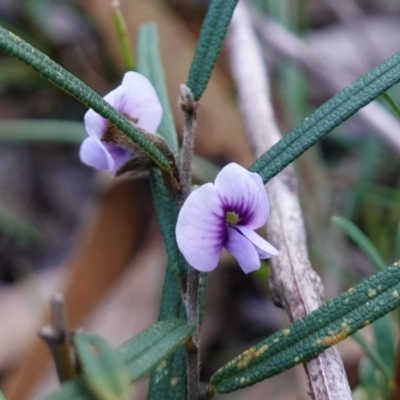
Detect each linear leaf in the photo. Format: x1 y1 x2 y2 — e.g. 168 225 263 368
209 262 400 394
352 331 392 384
73 334 130 400
136 24 188 400
0 120 85 143
137 23 178 153
250 51 400 182
136 23 186 277
0 25 171 172
372 315 395 373
147 262 188 400
44 378 93 400
187 0 239 100
119 318 194 382
332 216 386 272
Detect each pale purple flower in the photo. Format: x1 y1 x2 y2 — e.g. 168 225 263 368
80 71 162 172
176 163 279 273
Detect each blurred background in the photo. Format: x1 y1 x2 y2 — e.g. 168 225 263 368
1 0 400 399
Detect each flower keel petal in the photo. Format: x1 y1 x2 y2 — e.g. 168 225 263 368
176 183 225 272
236 226 279 258
225 227 261 274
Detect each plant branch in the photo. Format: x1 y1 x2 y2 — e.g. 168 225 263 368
39 293 76 383
179 84 200 399
227 3 352 399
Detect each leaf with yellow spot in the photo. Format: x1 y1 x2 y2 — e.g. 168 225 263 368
209 263 400 393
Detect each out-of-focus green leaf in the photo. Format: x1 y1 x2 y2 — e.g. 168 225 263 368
332 216 386 272
73 334 130 400
119 318 194 382
44 378 93 400
372 315 395 373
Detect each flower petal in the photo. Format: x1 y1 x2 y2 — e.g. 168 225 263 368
214 163 269 229
120 71 162 132
84 86 126 138
225 227 261 274
236 226 279 258
79 136 131 172
176 183 225 272
80 136 113 170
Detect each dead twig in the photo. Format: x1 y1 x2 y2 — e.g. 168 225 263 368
227 3 352 399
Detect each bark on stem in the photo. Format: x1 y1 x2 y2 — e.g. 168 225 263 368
227 3 352 399
179 84 200 400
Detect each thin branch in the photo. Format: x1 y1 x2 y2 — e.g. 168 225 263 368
39 293 76 383
179 84 200 400
179 84 197 204
252 13 400 155
228 3 352 399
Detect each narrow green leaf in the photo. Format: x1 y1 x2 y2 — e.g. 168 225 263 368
381 92 400 119
358 358 379 400
147 261 188 400
0 390 7 400
209 262 400 394
73 334 130 400
187 0 239 100
112 2 135 71
251 51 400 182
0 120 85 143
136 23 185 277
137 23 178 153
352 331 392 384
136 24 188 400
332 216 386 272
0 25 171 173
44 378 93 400
119 318 194 382
372 315 395 373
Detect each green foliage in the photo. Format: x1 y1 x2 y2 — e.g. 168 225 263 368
0 120 85 143
332 216 386 272
187 0 239 100
209 262 400 394
135 23 189 400
112 3 135 71
44 378 93 400
0 25 171 173
45 320 194 400
250 51 400 183
119 318 194 382
73 334 130 400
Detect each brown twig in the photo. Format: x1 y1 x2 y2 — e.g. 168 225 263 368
179 84 200 400
39 293 76 383
227 3 352 399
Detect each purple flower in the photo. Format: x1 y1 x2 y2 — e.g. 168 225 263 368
80 71 162 172
176 163 279 273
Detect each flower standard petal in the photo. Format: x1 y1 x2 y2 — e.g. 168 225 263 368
225 227 261 274
121 71 162 132
214 163 269 229
176 183 226 272
236 226 279 258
